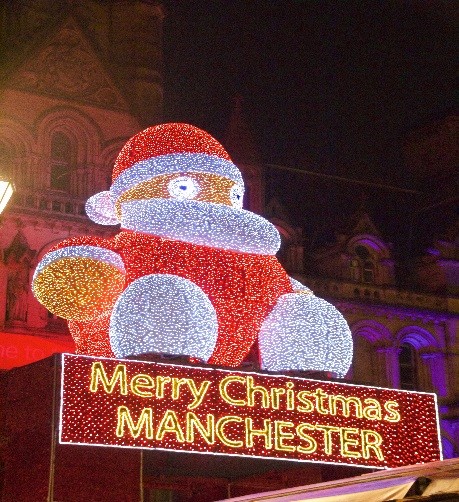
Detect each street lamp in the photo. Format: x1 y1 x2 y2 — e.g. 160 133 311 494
0 178 14 214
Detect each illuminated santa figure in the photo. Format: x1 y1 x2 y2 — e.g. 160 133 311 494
32 123 353 377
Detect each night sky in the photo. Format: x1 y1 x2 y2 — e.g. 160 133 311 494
162 1 456 257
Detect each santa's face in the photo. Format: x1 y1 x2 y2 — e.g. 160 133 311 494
115 172 244 216
117 172 281 256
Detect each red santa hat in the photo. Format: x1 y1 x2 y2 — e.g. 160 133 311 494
86 123 244 225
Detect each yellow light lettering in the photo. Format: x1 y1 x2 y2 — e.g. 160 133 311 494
186 379 211 410
245 418 272 449
130 374 154 398
270 387 286 409
219 376 246 406
296 391 315 413
90 362 127 395
186 413 215 444
116 406 153 439
315 425 340 455
155 375 171 398
274 421 295 452
286 382 295 410
216 416 243 448
330 395 363 418
363 398 382 420
383 401 401 422
314 388 329 415
172 378 189 399
296 423 317 454
246 376 270 408
361 430 384 460
156 410 185 442
340 427 361 458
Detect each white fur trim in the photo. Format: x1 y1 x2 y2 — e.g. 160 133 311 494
111 153 244 198
34 246 125 280
120 199 281 255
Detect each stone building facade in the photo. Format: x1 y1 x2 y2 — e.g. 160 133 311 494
294 213 458 458
0 0 163 352
229 112 459 460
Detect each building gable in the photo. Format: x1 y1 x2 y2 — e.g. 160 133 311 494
4 17 129 111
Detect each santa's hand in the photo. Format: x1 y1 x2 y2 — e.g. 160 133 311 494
32 245 125 321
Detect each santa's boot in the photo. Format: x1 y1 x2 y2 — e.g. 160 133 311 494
258 284 353 378
109 274 218 362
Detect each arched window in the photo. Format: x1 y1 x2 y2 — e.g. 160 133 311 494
50 132 73 191
353 245 375 284
363 260 375 283
355 245 370 260
396 326 442 394
399 342 418 390
350 321 391 386
350 259 360 281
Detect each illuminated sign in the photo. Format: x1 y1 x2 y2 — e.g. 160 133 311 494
59 354 442 469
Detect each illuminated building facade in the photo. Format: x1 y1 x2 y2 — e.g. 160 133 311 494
0 0 164 361
0 1 457 500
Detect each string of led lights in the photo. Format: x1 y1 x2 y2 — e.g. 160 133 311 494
32 122 354 376
109 274 219 361
259 294 353 377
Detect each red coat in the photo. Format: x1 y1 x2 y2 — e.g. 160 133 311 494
52 230 292 367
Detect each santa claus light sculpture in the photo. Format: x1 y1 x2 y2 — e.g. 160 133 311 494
32 123 353 377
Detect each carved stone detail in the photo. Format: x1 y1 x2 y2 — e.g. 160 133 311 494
11 25 127 110
4 232 36 325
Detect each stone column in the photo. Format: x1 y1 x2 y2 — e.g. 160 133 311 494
376 345 400 388
420 351 448 397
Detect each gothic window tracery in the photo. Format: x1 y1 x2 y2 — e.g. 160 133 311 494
50 131 74 192
399 342 418 390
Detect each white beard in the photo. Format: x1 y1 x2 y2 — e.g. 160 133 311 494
120 199 281 256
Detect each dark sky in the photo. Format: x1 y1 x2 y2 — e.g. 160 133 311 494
162 1 456 256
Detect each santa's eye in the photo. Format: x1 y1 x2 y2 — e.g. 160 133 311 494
168 176 199 199
230 184 244 209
